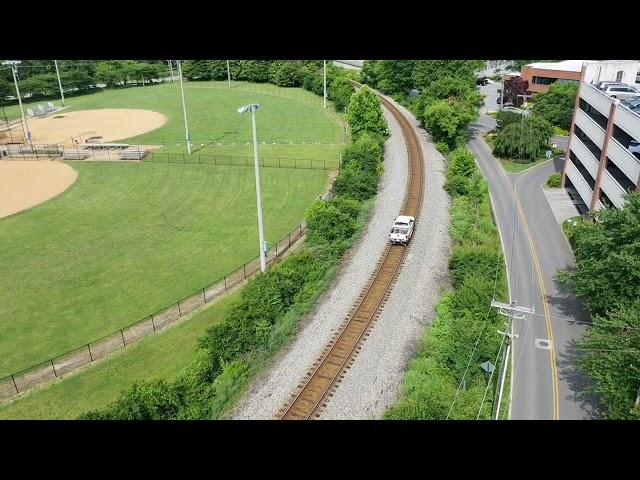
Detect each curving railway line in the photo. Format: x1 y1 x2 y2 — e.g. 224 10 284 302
278 91 425 420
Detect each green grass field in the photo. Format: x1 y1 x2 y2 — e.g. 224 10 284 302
2 81 345 159
499 157 551 174
0 161 329 378
0 291 240 419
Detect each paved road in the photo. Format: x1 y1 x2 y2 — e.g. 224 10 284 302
469 115 601 419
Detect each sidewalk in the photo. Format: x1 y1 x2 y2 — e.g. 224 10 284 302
541 186 582 223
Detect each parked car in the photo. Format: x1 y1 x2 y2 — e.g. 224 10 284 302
629 140 640 159
602 84 640 99
622 96 640 110
596 81 626 91
389 215 415 245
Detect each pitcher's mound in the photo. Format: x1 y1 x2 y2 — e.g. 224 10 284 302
0 161 78 219
28 109 168 146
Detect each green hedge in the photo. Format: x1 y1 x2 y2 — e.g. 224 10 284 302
385 146 507 420
80 78 387 420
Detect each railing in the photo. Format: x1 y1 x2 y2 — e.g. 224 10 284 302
0 144 341 171
0 212 330 401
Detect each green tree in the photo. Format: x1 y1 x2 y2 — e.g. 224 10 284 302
422 99 475 148
347 85 389 138
95 61 125 87
532 82 578 130
559 192 640 316
19 74 58 96
423 76 483 107
493 115 553 161
577 301 640 420
181 60 211 80
269 61 302 87
329 76 354 112
412 60 483 91
495 110 523 131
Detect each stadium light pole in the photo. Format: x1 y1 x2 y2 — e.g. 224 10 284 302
3 60 31 147
177 60 191 154
237 103 267 273
323 60 327 109
227 60 231 88
54 60 65 107
168 60 174 82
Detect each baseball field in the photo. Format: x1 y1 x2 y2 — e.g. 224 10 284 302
0 80 342 383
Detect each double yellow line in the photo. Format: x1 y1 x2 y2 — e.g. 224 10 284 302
506 169 560 420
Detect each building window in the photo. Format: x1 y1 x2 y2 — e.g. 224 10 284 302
605 157 636 191
616 71 623 82
569 150 596 189
574 125 603 160
557 79 579 85
579 98 609 130
532 76 557 85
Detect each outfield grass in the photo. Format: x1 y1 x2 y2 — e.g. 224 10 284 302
0 291 240 419
2 82 345 159
0 161 329 378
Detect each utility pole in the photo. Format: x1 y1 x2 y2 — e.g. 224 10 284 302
54 60 65 107
323 60 327 109
3 60 32 148
490 300 533 420
177 60 191 154
227 60 231 88
499 74 504 111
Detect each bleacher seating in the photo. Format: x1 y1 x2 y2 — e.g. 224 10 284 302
119 149 146 160
63 149 90 160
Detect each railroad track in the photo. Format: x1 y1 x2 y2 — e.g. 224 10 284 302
277 89 424 420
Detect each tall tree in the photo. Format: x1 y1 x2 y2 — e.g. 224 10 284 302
532 82 578 130
347 85 389 138
412 60 483 91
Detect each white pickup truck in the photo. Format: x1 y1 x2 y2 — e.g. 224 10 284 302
389 215 415 245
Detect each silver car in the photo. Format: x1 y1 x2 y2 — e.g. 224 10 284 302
602 84 640 99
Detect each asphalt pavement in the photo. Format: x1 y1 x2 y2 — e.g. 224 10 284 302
469 115 601 419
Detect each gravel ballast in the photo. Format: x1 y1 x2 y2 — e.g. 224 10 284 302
230 96 451 419
320 99 451 419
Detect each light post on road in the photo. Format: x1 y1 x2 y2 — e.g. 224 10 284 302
3 60 32 148
238 103 267 273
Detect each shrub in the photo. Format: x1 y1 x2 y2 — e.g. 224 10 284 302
306 196 362 248
450 245 502 287
347 85 389 139
546 173 562 188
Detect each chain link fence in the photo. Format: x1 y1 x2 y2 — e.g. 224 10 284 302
0 217 322 401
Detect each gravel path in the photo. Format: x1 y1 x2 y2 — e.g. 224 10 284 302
230 96 451 420
320 99 451 419
229 101 409 419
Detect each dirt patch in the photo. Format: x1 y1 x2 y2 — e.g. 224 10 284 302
0 161 78 219
27 109 168 146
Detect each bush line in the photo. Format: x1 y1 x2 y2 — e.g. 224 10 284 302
384 146 508 420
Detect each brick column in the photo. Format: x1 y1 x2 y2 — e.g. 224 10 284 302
561 64 587 188
590 100 618 210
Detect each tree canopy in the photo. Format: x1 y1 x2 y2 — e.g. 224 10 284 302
532 82 578 130
560 193 640 419
347 85 389 138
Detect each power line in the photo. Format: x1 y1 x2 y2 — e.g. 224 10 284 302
476 323 508 419
446 242 502 420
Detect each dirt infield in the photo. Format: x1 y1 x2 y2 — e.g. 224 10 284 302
0 161 78 219
27 109 168 146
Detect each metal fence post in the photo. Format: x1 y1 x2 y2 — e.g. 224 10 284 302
178 301 182 317
224 275 227 291
120 329 126 346
51 359 57 378
244 264 246 279
11 375 18 394
289 233 291 248
87 344 93 361
151 314 156 331
203 288 207 304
